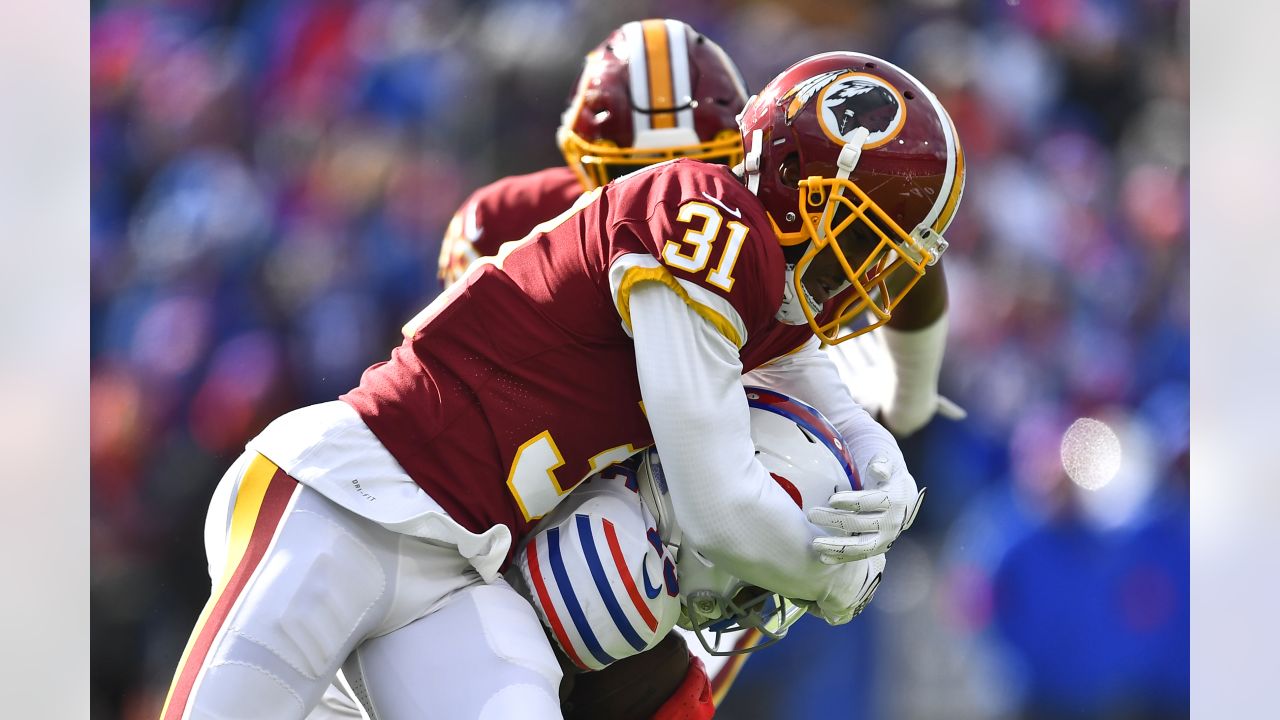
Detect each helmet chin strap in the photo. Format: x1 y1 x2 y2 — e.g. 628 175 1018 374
742 128 763 195
816 126 871 241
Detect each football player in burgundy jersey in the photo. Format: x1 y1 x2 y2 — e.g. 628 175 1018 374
162 50 965 720
431 19 961 716
442 20 751 719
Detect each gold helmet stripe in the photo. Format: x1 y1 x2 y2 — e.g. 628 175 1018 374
641 19 677 129
933 123 965 234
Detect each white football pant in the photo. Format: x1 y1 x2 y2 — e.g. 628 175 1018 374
161 451 562 720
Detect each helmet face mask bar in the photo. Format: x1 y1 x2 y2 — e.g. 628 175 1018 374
678 580 809 656
785 172 948 345
560 128 742 189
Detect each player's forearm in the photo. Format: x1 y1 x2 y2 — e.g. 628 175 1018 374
628 283 850 601
746 339 924 558
881 310 949 433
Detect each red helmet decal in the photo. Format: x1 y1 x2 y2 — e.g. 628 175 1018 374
769 472 805 509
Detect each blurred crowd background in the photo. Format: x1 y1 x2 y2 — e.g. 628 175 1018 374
90 0 1189 718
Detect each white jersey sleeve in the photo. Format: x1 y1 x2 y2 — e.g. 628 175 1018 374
627 281 869 610
743 337 924 547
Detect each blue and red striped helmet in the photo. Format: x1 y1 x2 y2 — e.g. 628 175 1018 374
514 463 682 671
514 387 861 666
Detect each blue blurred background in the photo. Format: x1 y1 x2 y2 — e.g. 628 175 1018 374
89 0 1188 717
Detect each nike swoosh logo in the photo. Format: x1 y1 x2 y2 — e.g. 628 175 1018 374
701 192 742 218
642 562 662 599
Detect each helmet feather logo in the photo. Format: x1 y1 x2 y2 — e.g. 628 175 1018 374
783 70 843 122
816 72 906 148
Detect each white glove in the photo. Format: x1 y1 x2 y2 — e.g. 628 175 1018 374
807 456 925 564
808 553 886 625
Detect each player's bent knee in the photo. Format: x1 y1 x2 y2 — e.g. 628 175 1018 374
190 660 307 719
471 583 564 686
230 506 387 682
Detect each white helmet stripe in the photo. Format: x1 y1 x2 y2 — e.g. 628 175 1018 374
665 19 694 130
920 89 956 231
622 22 651 133
888 58 956 231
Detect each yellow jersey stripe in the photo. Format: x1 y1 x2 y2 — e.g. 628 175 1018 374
615 264 744 349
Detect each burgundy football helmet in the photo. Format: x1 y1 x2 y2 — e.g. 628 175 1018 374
739 52 966 344
558 19 748 190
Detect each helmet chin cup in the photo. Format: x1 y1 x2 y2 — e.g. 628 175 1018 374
675 547 805 657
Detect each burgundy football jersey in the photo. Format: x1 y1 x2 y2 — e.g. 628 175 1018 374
345 160 814 562
439 166 584 282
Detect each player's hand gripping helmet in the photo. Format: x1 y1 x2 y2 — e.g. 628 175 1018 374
740 52 966 344
558 19 748 190
638 387 868 656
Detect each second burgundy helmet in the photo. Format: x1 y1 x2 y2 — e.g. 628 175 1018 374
558 19 749 190
739 52 966 344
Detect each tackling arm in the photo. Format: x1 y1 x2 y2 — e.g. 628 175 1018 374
628 281 878 618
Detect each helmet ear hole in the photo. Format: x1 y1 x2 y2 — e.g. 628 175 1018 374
779 153 802 189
